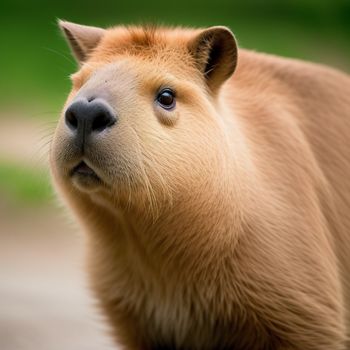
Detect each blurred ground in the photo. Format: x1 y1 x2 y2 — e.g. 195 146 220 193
0 119 116 350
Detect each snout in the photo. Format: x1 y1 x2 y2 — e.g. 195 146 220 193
65 97 117 150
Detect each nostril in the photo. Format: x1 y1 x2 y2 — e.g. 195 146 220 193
64 98 116 137
65 110 78 130
91 111 116 132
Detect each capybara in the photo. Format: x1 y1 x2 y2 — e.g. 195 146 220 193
51 20 350 349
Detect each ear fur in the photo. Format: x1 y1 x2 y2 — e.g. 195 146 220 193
188 26 238 93
58 20 105 64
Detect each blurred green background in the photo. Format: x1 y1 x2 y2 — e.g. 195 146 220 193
0 0 349 206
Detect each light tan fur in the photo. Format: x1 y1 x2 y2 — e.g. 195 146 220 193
51 21 350 349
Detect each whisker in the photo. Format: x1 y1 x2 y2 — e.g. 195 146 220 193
127 125 163 221
44 47 76 66
28 111 61 119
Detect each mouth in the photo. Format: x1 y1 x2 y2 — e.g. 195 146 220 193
70 161 102 189
71 161 98 177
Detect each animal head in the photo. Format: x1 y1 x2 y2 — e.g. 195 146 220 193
51 21 238 214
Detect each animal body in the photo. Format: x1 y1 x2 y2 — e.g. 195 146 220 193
51 20 350 349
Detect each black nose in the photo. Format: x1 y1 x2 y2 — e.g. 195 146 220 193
65 97 117 144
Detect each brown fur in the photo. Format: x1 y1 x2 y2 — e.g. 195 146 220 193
51 21 350 349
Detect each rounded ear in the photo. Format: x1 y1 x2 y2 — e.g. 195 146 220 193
188 26 238 94
58 20 106 64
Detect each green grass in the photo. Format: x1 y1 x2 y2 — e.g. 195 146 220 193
0 0 349 116
0 161 52 205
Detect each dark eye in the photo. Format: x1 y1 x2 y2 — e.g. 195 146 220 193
156 89 176 110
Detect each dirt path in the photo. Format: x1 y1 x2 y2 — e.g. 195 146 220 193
0 118 52 167
0 204 116 350
0 118 117 349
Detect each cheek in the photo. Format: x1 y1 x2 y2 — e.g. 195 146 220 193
165 119 220 169
93 125 144 180
154 108 179 127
